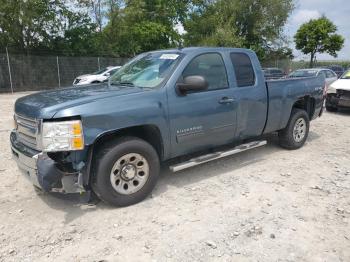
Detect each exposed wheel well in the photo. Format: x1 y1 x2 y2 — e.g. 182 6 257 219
92 125 164 160
292 96 315 120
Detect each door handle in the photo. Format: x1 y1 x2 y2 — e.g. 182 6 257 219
218 97 235 104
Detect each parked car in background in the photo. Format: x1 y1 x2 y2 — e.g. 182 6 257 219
325 69 350 111
288 68 337 88
323 65 345 78
262 68 286 80
73 66 121 86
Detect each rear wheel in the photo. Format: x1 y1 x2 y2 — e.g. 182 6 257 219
92 137 160 207
278 109 310 150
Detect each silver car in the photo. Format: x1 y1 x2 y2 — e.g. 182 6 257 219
288 68 338 88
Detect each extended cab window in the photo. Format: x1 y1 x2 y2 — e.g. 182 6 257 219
230 53 255 87
182 53 228 90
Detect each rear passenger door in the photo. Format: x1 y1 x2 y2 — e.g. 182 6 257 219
229 52 268 139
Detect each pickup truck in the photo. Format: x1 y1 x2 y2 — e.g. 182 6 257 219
10 47 325 206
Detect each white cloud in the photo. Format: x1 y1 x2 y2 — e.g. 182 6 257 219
174 23 186 35
285 1 350 61
291 9 321 25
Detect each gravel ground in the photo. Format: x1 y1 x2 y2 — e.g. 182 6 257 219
0 92 350 262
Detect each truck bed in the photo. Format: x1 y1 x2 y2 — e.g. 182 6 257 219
263 75 325 134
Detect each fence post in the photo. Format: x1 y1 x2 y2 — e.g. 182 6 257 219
56 56 61 88
97 57 100 70
5 47 14 94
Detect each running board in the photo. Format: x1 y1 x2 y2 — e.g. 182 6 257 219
169 140 267 172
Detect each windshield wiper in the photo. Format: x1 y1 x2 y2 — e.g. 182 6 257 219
118 81 135 87
109 81 135 87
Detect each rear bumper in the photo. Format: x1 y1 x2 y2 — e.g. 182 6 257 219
10 131 85 193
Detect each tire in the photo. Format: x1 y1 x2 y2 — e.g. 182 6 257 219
92 137 160 207
278 108 310 150
326 105 338 112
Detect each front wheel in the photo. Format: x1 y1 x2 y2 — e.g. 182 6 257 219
92 137 160 207
278 109 310 150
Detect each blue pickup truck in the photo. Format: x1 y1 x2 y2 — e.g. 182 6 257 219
11 47 325 206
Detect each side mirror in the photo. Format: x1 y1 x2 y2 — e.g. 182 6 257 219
104 72 110 77
176 75 208 95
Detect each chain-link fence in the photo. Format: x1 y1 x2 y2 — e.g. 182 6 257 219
0 52 129 93
261 59 350 75
1 53 350 93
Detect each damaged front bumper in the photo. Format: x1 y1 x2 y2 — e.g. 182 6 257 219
10 131 86 194
327 92 350 108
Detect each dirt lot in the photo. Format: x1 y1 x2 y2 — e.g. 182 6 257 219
0 92 350 262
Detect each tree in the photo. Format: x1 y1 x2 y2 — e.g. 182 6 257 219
78 0 104 32
294 16 344 67
183 0 294 59
50 12 99 56
0 0 97 55
101 0 190 56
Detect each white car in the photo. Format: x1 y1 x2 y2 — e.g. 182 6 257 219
326 69 350 111
73 66 121 86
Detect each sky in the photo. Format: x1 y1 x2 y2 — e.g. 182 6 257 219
285 0 350 61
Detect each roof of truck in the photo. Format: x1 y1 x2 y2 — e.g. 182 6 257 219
150 47 254 55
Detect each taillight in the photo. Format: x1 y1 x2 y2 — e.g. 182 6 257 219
323 83 327 97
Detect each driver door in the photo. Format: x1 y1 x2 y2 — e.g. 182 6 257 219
167 52 237 157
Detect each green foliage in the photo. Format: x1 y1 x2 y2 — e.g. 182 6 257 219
183 0 294 60
100 0 189 56
294 16 345 67
0 0 98 55
0 0 321 61
51 12 99 56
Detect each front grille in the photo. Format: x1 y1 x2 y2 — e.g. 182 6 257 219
15 114 39 150
337 89 350 98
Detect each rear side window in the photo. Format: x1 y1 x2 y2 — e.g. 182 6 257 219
182 53 228 90
230 53 255 87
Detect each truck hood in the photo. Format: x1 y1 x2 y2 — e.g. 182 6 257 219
15 84 144 119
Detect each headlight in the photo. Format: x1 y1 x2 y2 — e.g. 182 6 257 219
42 120 84 152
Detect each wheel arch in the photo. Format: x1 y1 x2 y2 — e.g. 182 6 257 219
292 96 316 120
92 124 165 161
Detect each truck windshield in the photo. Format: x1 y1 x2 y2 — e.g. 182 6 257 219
109 52 181 88
341 70 350 79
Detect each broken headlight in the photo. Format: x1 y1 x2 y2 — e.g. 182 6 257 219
41 120 84 152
